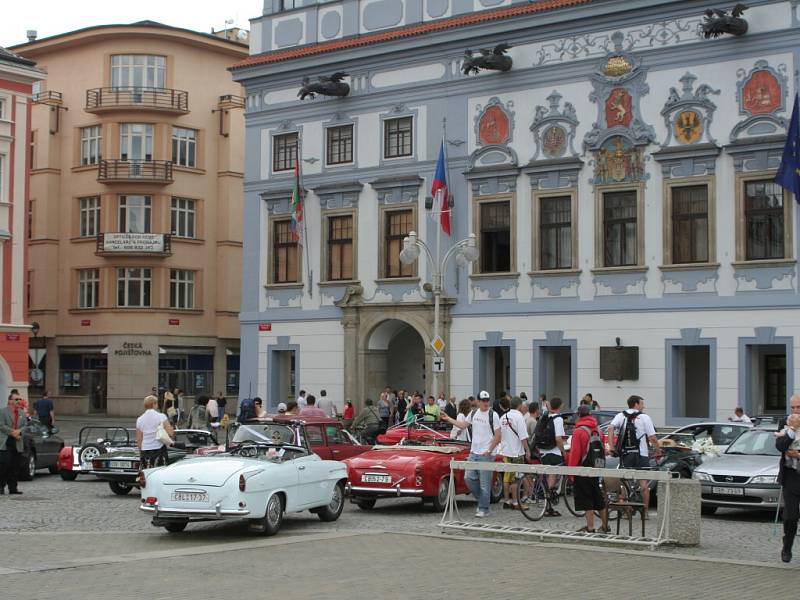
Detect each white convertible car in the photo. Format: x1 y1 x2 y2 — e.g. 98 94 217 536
139 421 348 535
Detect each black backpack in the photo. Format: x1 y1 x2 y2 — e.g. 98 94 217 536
579 425 606 468
238 398 256 421
616 410 642 455
533 413 557 449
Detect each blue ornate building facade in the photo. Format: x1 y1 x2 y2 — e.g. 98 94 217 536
233 0 799 425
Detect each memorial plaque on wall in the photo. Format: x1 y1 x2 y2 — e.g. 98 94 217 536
599 346 639 380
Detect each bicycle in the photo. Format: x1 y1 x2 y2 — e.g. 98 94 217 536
515 468 585 521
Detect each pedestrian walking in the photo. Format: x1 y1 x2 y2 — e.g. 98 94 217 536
136 395 174 469
296 390 307 409
377 391 392 430
0 392 27 494
532 396 566 516
317 389 337 418
775 394 800 562
499 397 531 509
33 390 55 431
441 390 501 517
342 401 355 430
299 395 327 417
394 390 407 425
567 405 610 533
608 395 659 513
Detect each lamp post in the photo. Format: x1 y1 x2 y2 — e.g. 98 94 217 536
399 231 479 398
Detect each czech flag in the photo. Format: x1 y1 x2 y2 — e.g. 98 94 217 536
290 161 303 241
431 141 451 236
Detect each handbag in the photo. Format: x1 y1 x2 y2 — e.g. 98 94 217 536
156 422 174 446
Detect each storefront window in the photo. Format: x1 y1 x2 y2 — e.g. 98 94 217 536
58 353 107 400
226 353 240 395
158 353 213 396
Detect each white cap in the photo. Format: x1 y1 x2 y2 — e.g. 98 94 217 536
277 402 287 412
479 390 490 400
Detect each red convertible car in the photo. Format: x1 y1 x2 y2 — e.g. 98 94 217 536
376 421 451 445
343 438 502 511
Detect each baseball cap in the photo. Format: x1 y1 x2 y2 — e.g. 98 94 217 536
277 402 287 413
478 390 490 400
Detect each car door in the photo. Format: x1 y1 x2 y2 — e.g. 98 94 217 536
24 423 45 465
292 452 331 507
305 425 331 459
39 427 62 465
325 424 360 460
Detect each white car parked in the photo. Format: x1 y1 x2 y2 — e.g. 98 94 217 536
139 421 348 535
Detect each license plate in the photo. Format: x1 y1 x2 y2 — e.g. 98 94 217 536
171 491 208 502
711 486 744 496
109 461 131 469
362 473 391 484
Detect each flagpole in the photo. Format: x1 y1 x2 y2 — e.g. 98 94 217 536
299 156 313 298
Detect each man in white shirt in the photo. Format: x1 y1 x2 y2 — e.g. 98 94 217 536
316 389 337 418
608 395 659 511
441 390 501 517
499 397 530 509
296 390 307 410
729 407 753 425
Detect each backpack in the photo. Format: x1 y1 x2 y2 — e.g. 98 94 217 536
579 425 606 468
533 413 557 449
468 408 495 440
238 398 256 421
615 410 642 455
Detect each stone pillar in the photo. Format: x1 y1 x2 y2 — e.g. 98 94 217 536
657 478 701 546
341 308 360 409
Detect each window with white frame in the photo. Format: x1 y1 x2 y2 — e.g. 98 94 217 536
120 123 153 161
118 195 151 233
0 97 6 120
326 125 353 165
169 269 195 309
111 55 166 89
170 197 196 238
383 117 413 159
273 133 298 172
171 127 197 167
539 195 573 270
0 154 5 202
79 196 101 237
78 268 100 309
117 267 151 307
80 126 102 166
602 190 638 267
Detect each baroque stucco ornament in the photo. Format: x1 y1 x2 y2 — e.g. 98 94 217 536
584 31 656 152
660 72 720 147
530 90 579 160
730 60 789 141
470 97 518 169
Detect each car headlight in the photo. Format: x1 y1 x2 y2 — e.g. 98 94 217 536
693 471 712 481
750 475 777 484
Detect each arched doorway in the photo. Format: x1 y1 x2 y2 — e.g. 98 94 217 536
365 319 426 402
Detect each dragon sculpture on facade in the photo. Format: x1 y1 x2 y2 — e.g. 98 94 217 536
701 4 749 38
461 43 512 75
298 73 350 100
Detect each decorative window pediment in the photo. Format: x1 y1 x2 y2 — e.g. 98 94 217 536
730 60 789 142
530 91 579 161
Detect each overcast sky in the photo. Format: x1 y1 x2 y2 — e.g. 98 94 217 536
3 0 261 47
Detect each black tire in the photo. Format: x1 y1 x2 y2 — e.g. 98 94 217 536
19 452 36 482
490 473 503 504
317 481 345 522
109 481 133 496
431 476 450 512
356 498 376 510
701 505 717 515
78 443 105 467
262 493 284 536
517 475 547 521
60 469 78 481
561 476 586 518
164 521 188 533
48 464 60 475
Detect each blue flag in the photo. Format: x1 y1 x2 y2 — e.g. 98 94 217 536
775 93 800 201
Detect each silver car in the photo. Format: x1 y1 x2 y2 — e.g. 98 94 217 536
693 428 781 514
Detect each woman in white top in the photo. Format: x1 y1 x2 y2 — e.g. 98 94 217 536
136 395 175 469
450 399 472 442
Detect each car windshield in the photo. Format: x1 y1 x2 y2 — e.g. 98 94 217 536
725 430 781 456
174 431 214 448
232 424 296 446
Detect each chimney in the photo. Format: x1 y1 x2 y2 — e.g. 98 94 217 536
26 30 37 42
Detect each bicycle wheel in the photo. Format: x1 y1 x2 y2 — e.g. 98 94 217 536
517 475 547 521
560 476 586 518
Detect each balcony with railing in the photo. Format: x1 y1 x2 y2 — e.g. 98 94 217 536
97 160 173 184
95 232 172 256
85 87 189 114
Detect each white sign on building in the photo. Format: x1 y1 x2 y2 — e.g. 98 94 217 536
103 233 164 253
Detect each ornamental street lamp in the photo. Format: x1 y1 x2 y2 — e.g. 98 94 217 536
399 231 479 398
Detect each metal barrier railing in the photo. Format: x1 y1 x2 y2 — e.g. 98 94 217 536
442 460 677 548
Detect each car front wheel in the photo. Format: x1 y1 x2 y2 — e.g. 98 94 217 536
109 481 133 495
317 481 345 522
431 476 450 512
262 493 284 536
19 453 36 482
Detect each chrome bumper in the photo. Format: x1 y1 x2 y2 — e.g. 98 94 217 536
346 482 424 496
140 501 250 519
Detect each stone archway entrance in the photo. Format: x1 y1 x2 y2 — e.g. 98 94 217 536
365 319 426 402
337 286 453 409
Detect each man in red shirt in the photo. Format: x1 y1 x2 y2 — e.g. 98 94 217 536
299 395 327 418
567 405 609 533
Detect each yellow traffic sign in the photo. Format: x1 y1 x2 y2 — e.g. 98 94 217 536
431 335 445 355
